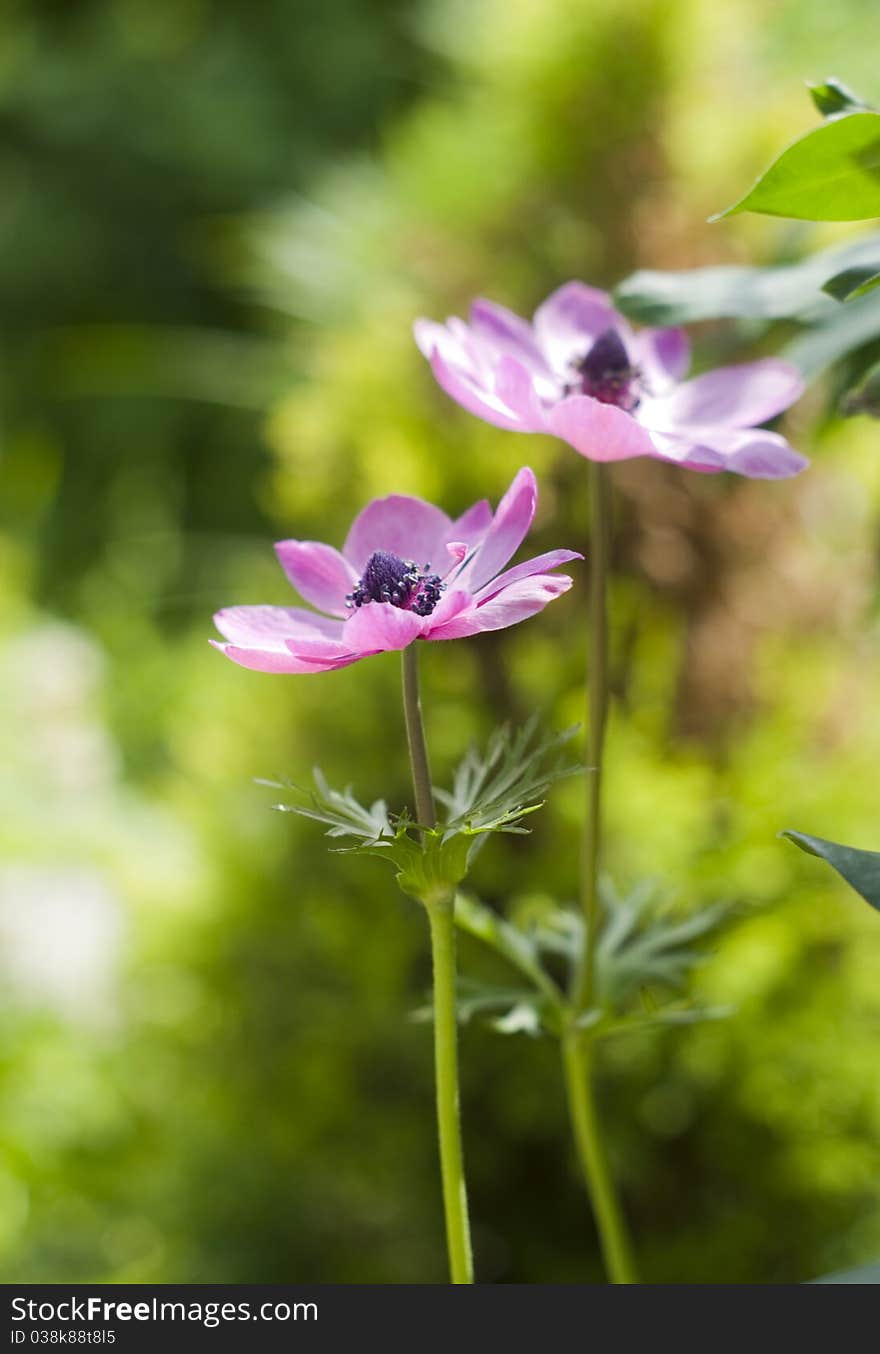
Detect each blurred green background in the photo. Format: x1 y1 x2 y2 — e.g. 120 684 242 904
2 0 880 1284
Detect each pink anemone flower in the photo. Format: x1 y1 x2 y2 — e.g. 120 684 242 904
415 282 807 479
212 468 581 673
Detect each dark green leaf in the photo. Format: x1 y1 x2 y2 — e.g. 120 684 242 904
714 111 880 221
822 264 880 301
781 831 880 910
808 79 871 119
615 231 880 325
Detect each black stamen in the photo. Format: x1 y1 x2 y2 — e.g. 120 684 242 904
347 550 444 616
569 327 641 411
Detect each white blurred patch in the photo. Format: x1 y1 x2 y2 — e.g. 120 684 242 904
1 622 119 793
0 865 124 1026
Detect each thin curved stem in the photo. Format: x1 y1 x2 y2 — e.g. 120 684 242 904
577 459 611 1010
402 643 436 832
567 462 640 1283
561 1030 638 1285
401 644 474 1285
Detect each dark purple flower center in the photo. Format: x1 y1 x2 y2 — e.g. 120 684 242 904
569 328 640 411
347 550 444 617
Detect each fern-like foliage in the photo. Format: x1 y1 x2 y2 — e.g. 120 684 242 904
435 716 581 838
258 769 394 843
450 885 730 1038
594 880 729 1008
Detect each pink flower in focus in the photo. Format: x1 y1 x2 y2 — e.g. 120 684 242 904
415 282 807 478
212 468 581 673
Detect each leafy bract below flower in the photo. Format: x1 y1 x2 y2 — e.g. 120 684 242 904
415 282 807 479
212 468 580 673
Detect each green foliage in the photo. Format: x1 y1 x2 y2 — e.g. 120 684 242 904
616 233 880 324
4 0 880 1290
266 719 580 902
782 288 880 382
782 832 880 911
841 359 880 415
714 110 880 222
822 264 880 302
616 222 880 405
451 885 728 1040
808 78 872 119
595 883 729 1011
434 717 582 839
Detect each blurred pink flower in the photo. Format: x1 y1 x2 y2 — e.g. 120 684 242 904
213 468 581 673
415 282 807 478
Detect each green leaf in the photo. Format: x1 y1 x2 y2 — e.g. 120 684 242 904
714 111 880 222
411 978 557 1037
781 831 880 910
595 880 728 1008
822 264 880 301
602 1003 732 1039
491 1002 544 1036
453 892 564 1002
392 833 474 903
841 358 880 417
808 78 871 119
781 288 880 378
436 716 581 839
262 768 394 840
264 768 471 902
614 231 880 324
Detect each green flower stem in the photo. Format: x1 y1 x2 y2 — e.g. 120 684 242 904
577 459 611 1011
426 894 474 1285
568 462 640 1284
401 644 474 1286
402 643 436 834
561 1029 638 1285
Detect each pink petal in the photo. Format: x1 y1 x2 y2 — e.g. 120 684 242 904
422 588 474 636
211 639 359 675
413 317 478 373
434 506 494 590
427 346 527 431
342 603 427 653
460 467 538 593
273 542 357 617
474 549 583 602
533 282 624 373
650 358 804 431
342 495 452 573
430 574 574 639
214 605 344 649
645 431 724 470
494 355 549 431
634 327 690 388
439 499 494 568
468 298 553 377
652 428 808 479
547 394 658 462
